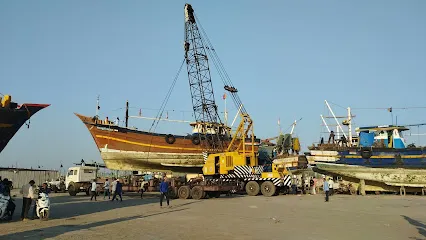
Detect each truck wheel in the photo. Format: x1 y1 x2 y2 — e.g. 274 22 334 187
191 186 204 200
178 186 191 199
68 183 77 196
168 187 177 199
261 181 276 197
245 181 260 196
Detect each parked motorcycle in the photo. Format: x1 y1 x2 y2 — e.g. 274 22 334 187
36 192 50 221
0 193 11 220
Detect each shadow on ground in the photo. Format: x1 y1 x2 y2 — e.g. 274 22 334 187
0 208 189 240
402 215 426 239
2 192 198 223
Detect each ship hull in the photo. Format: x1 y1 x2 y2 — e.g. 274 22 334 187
76 113 259 172
0 103 50 153
315 162 426 187
308 147 426 168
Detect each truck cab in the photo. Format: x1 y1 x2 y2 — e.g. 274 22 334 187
65 166 98 196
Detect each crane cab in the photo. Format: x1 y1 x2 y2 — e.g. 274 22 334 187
203 151 257 176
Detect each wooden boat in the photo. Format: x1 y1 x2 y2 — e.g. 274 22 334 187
75 113 260 173
0 94 49 153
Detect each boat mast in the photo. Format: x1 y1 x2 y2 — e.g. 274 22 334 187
347 107 352 146
96 95 100 117
125 100 129 128
321 114 331 133
325 100 347 139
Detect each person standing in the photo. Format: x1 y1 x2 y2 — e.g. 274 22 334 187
139 180 147 199
310 177 316 195
90 179 97 201
159 177 170 208
103 179 110 200
111 177 117 199
20 180 35 221
323 177 330 202
328 178 334 196
111 180 123 202
32 182 51 219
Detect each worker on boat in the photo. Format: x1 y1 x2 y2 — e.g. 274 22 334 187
328 131 335 144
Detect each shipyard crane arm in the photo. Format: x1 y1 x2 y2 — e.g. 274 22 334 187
184 4 227 152
183 4 255 157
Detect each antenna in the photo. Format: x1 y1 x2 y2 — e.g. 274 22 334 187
96 95 100 117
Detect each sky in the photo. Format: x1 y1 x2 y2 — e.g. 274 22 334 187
1 1 425 170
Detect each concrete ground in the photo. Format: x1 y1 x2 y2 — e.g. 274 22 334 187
0 192 425 240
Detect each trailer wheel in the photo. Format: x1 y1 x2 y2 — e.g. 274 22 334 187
178 186 191 199
168 187 177 199
191 186 204 200
245 181 260 196
261 181 276 197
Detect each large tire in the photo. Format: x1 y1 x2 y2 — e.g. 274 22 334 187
191 186 204 200
361 148 372 159
168 187 177 199
191 135 201 145
245 181 260 196
165 134 176 144
260 181 276 197
178 186 191 199
68 183 77 196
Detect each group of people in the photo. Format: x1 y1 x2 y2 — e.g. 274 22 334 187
290 175 335 202
90 177 123 202
0 177 51 221
90 176 171 208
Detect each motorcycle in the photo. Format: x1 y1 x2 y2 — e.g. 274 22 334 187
0 193 11 220
36 192 50 221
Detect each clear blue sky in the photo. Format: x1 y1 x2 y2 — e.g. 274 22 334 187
1 1 425 170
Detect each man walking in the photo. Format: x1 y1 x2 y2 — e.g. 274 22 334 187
323 177 330 202
328 177 334 196
160 177 170 208
90 179 97 201
20 180 35 221
103 179 110 200
111 179 123 202
139 179 147 199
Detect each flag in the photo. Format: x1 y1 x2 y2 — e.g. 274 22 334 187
223 93 226 100
139 108 142 116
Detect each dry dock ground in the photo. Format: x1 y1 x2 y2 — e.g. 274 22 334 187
1 192 425 240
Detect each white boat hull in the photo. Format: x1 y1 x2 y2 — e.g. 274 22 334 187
315 163 426 188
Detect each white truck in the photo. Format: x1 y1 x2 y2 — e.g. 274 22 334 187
65 166 98 196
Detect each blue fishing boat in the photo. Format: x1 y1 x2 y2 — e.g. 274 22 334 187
335 125 426 169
